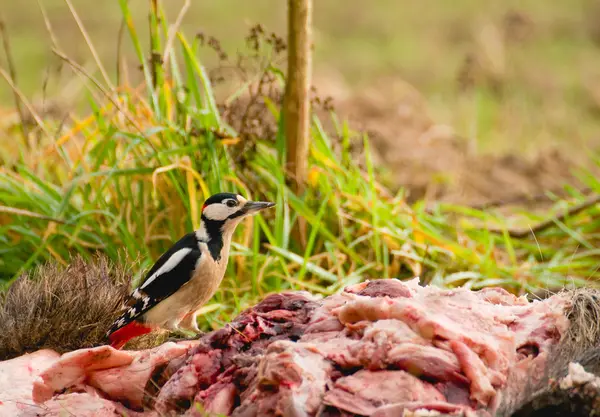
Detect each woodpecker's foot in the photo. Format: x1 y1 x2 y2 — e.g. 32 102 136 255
179 312 201 334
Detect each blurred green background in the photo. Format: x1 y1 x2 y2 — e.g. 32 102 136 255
2 0 600 314
2 0 600 156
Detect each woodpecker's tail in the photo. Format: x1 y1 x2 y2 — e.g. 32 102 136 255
107 321 152 349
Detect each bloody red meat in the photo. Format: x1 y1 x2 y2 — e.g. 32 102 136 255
1 279 573 417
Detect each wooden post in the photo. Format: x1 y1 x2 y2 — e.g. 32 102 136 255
284 0 312 246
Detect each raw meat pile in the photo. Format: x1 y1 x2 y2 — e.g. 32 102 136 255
0 278 573 417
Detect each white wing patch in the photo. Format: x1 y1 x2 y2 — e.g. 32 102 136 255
140 247 193 290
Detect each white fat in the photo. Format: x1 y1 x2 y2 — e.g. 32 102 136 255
140 248 192 289
559 362 600 390
405 411 442 417
405 411 441 417
403 276 421 288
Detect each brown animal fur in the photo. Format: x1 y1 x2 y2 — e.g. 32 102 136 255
0 254 165 360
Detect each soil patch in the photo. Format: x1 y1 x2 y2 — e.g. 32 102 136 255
318 74 593 207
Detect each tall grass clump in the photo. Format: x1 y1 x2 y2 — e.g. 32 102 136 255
1 1 600 329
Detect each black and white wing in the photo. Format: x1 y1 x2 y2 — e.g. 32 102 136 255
107 232 202 335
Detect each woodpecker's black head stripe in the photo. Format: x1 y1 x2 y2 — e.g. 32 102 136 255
203 192 239 207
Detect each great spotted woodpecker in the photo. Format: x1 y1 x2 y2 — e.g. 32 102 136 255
106 192 275 349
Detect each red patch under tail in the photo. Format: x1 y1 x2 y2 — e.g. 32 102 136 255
108 321 153 349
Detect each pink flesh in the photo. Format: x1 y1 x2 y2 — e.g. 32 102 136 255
0 349 60 416
3 279 572 417
88 342 194 409
32 345 134 403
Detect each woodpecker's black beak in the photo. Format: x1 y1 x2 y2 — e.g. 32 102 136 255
242 200 276 215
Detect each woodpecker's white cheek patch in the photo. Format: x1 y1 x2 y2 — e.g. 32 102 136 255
195 222 208 241
202 203 240 221
141 247 193 289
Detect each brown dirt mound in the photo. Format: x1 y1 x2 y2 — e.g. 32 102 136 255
323 74 592 206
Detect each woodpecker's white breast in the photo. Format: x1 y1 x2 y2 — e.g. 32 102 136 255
141 239 230 329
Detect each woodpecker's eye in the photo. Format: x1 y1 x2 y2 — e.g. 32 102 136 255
225 199 237 208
